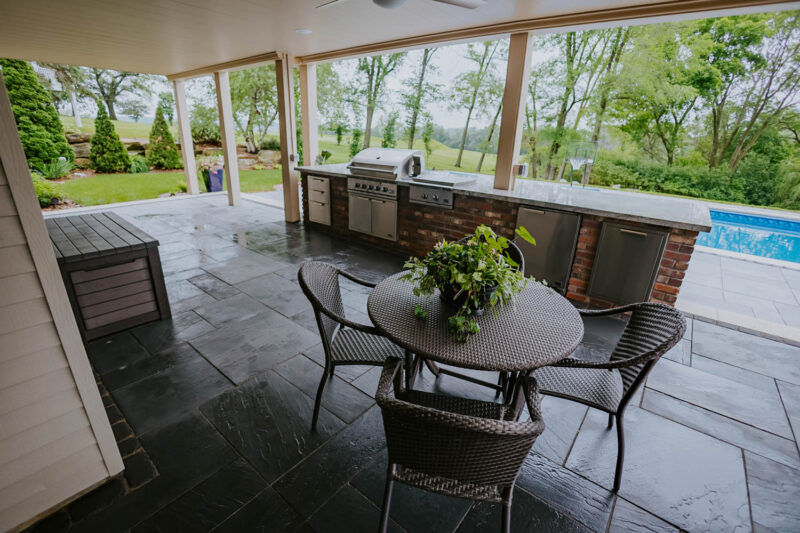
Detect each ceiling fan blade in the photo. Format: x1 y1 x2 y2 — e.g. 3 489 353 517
317 0 348 8
432 0 485 9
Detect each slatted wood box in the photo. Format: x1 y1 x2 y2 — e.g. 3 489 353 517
46 211 171 341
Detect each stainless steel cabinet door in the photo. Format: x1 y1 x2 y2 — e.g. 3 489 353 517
514 207 581 293
308 200 330 225
348 194 372 234
587 222 668 305
370 199 397 241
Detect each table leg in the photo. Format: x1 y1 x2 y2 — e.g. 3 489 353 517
506 370 531 420
404 350 420 390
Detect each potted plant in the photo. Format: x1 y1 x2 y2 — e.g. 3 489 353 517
198 156 224 192
400 225 537 341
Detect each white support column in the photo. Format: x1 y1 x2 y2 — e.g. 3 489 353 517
494 32 534 191
173 79 199 195
214 70 241 206
276 55 301 222
299 63 319 166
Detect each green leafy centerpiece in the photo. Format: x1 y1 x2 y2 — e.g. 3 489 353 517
400 225 536 341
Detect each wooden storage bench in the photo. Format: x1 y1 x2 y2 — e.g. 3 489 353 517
46 211 171 341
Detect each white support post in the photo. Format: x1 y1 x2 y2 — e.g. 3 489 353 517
173 79 199 195
276 55 301 222
299 63 319 166
214 70 241 206
494 32 534 191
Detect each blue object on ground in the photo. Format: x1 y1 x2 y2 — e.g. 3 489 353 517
696 210 800 263
210 169 224 192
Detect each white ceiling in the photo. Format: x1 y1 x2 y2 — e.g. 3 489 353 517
0 0 792 76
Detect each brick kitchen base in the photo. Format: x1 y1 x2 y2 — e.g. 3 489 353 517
301 175 698 310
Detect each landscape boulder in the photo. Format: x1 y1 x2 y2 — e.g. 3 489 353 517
257 150 281 166
66 132 92 143
71 142 91 158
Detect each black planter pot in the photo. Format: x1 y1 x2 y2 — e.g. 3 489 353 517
438 283 498 316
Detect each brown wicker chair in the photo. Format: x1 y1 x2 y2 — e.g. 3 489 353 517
376 356 545 533
533 302 685 492
298 261 403 430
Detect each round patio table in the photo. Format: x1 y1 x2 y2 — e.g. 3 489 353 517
367 272 584 376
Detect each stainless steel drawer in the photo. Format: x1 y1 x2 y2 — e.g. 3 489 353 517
308 200 330 226
309 188 328 204
309 176 330 193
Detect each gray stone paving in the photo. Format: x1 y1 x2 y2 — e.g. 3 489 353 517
679 249 800 327
40 195 800 532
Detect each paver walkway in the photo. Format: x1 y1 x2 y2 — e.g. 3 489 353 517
33 195 800 533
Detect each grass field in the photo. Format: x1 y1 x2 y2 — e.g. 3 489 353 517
60 115 176 139
58 169 282 206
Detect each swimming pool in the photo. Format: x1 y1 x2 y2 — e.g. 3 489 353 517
696 209 800 263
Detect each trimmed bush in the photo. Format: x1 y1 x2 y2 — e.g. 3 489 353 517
32 174 62 206
260 137 280 151
190 103 220 144
90 102 130 172
129 155 149 173
0 59 73 169
147 106 182 169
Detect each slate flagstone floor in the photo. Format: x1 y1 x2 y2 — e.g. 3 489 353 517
41 195 800 532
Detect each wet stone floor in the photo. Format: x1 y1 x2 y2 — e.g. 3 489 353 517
35 195 800 532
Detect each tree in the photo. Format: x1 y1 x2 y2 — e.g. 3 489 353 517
88 68 152 120
700 12 800 169
0 59 73 169
120 99 148 122
402 48 439 148
38 62 89 127
614 23 715 165
349 127 363 157
158 92 175 124
540 30 614 177
147 105 182 169
422 115 434 158
90 101 129 172
449 41 501 167
381 111 400 148
475 76 505 173
190 101 221 144
356 53 405 149
317 62 350 142
590 27 631 143
230 65 279 153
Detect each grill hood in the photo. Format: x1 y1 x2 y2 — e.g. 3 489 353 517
347 148 423 180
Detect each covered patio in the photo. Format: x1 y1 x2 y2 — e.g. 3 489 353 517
2 1 800 532
25 194 800 532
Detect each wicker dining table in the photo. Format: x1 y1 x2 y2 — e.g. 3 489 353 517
367 272 585 414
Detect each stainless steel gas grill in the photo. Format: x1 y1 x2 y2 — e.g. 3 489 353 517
347 177 398 241
347 148 423 181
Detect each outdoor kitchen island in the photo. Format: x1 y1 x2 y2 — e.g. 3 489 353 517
297 163 711 309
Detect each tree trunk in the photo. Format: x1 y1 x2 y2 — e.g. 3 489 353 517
455 102 475 168
69 91 82 128
363 105 374 149
476 102 502 173
591 94 607 143
105 98 118 120
407 49 432 149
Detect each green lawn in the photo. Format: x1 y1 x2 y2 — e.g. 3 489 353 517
58 169 283 206
60 115 175 139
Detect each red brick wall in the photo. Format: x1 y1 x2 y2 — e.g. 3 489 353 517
301 175 696 308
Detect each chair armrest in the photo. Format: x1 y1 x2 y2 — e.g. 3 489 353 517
376 356 404 403
314 302 380 335
338 269 377 288
577 303 641 317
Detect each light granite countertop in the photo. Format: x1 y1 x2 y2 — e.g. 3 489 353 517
297 164 712 232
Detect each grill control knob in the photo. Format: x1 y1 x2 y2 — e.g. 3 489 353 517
433 195 439 201
355 183 361 188
368 185 374 190
382 187 388 192
422 193 428 199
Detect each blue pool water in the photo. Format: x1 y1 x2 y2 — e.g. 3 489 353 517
696 210 800 263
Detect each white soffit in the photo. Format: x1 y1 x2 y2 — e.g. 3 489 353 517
0 0 795 75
